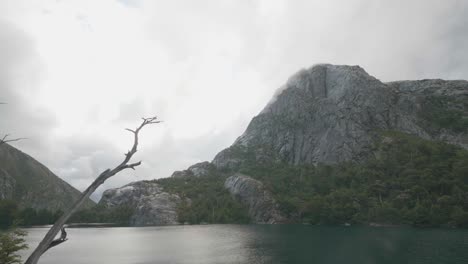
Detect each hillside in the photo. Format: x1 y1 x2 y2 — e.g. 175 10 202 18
0 143 95 211
98 64 468 227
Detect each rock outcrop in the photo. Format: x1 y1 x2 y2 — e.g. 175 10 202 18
387 79 468 149
99 181 181 226
213 64 468 169
171 161 215 178
0 143 95 210
224 173 286 224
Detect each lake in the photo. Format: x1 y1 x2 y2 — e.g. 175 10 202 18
20 225 468 264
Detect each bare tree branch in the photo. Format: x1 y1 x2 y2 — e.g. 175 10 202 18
0 134 27 146
45 228 68 251
24 116 160 264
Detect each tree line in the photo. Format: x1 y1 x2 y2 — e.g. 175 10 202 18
0 200 62 229
237 131 468 227
0 199 139 230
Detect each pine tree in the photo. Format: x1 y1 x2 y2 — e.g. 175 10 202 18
0 228 28 264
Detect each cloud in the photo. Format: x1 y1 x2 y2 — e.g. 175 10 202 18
117 0 141 8
0 19 56 153
1 0 468 202
250 0 468 82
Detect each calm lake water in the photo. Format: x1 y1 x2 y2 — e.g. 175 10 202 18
20 225 468 264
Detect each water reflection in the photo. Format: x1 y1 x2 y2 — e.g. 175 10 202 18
20 225 468 264
21 225 272 264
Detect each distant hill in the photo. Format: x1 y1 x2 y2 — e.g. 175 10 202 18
0 143 95 211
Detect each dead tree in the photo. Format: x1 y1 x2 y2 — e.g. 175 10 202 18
24 117 160 264
46 228 67 251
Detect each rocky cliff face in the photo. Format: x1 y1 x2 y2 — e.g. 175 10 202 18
99 181 181 226
387 79 468 148
213 64 468 169
224 173 285 224
0 143 95 210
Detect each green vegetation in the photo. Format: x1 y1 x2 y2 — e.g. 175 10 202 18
420 95 468 133
69 205 135 225
0 228 28 264
0 199 28 264
237 131 468 227
156 174 250 224
0 199 134 228
0 200 18 229
0 200 62 228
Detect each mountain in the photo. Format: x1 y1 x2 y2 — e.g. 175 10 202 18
213 64 467 168
100 64 468 227
0 143 95 211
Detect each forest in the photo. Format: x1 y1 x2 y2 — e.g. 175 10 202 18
158 131 468 227
239 131 468 227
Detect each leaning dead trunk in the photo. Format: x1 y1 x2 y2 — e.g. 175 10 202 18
25 117 160 264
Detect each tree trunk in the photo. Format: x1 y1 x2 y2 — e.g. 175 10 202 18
24 117 160 264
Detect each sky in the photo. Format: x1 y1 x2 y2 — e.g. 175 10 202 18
1 0 468 201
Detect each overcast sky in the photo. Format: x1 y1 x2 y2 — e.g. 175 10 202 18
1 0 468 201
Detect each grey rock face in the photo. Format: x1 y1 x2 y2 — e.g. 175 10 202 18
224 173 286 224
99 181 181 226
212 147 245 171
171 161 215 178
0 143 95 210
0 169 15 200
387 79 468 149
213 64 468 168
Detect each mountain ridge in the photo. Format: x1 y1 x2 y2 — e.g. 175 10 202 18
0 143 95 211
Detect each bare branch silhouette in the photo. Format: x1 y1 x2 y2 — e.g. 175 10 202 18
0 134 27 146
25 116 161 264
